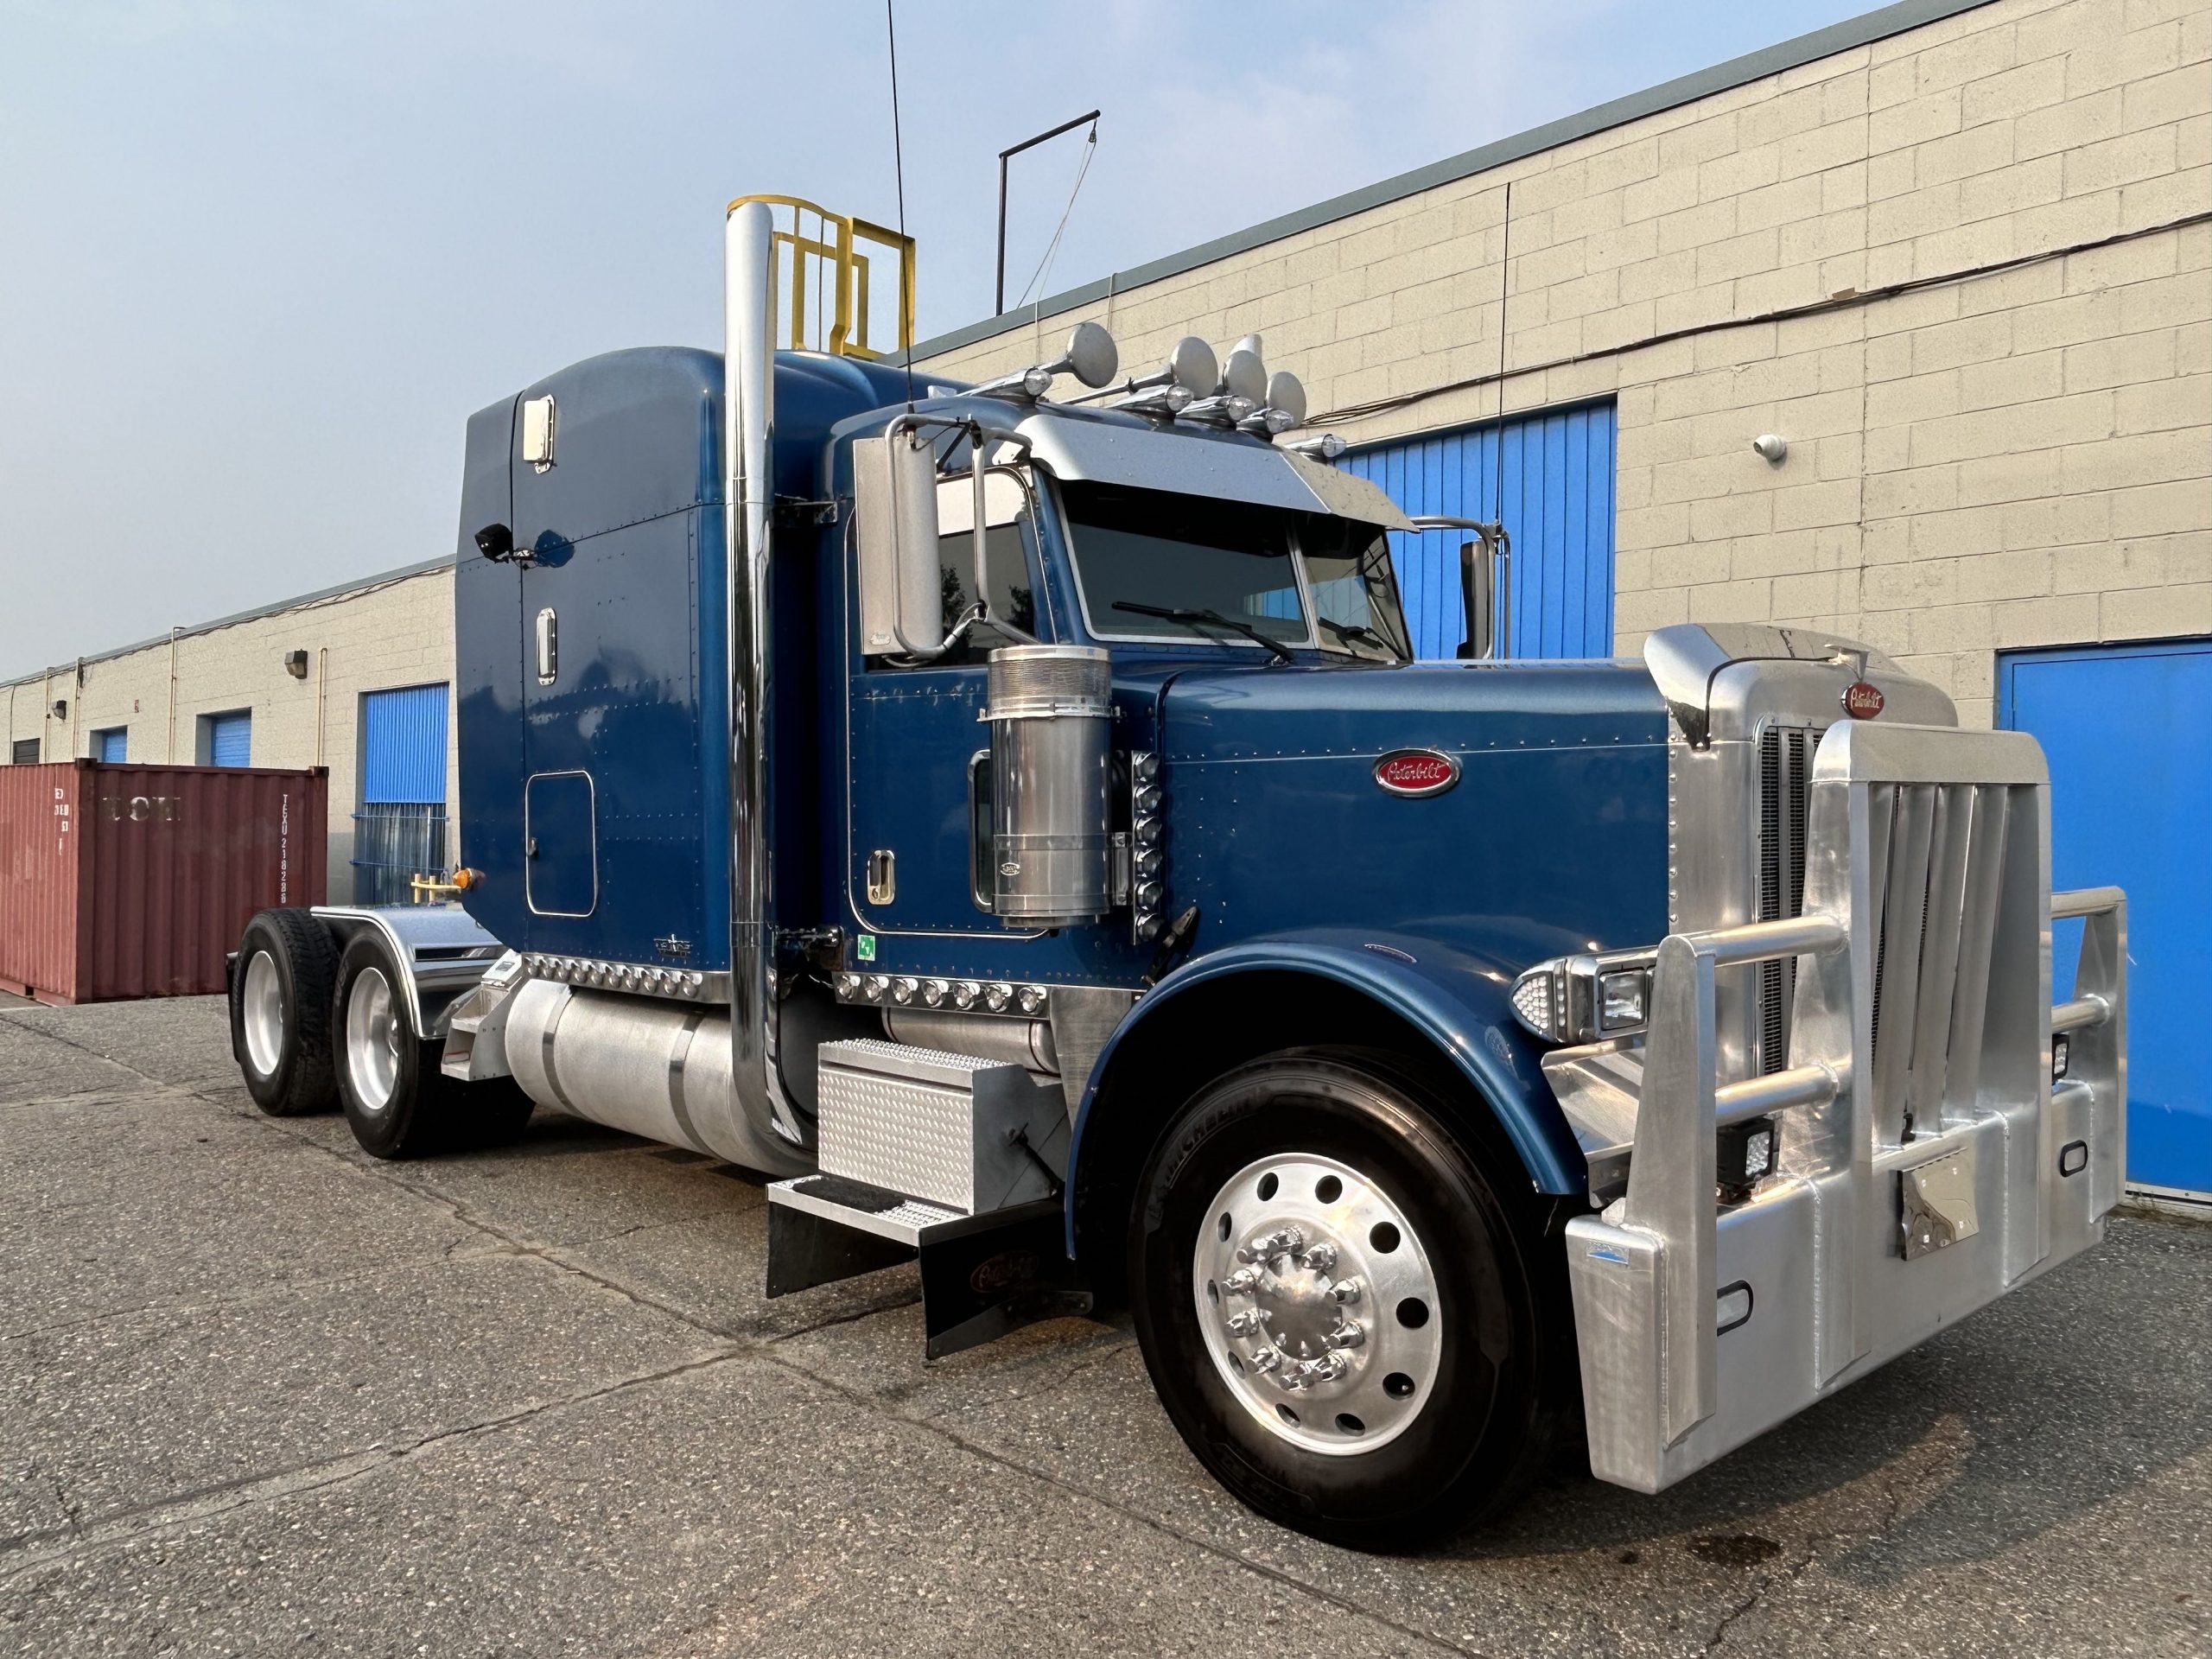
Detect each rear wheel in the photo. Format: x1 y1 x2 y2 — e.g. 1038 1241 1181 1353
1127 1049 1567 1549
230 910 340 1116
333 931 531 1160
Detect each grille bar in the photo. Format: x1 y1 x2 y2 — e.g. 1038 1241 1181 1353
1754 727 1815 1073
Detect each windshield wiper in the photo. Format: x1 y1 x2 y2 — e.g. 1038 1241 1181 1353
1316 615 1410 662
1113 601 1294 664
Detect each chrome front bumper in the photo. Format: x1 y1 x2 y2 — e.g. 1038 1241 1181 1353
1552 722 2126 1493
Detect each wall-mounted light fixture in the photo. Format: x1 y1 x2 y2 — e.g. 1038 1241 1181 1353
1751 434 1788 464
284 650 310 679
49 699 67 721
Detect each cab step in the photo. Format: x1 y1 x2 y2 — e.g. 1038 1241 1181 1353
765 1038 1087 1357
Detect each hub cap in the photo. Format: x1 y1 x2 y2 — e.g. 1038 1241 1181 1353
1193 1153 1442 1455
240 950 283 1077
344 966 402 1115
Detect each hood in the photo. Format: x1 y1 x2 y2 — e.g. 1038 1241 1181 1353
1150 659 1672 970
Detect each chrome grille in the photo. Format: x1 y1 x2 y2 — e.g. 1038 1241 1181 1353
1864 780 2019 1139
1754 726 1815 1073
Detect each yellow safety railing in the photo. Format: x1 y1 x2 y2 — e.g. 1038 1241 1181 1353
728 194 916 361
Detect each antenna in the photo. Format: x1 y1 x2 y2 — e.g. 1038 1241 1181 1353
886 0 914 410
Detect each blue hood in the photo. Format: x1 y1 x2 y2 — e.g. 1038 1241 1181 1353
1151 658 1671 970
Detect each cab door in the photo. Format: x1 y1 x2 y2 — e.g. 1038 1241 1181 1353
847 468 1051 938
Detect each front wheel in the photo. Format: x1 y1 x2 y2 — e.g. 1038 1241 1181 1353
1127 1050 1567 1548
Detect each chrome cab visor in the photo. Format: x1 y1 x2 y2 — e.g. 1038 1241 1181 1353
1012 404 1411 531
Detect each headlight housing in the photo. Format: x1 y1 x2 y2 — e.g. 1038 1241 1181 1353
1508 949 1656 1045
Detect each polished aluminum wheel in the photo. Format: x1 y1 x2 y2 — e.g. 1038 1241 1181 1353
240 950 284 1077
343 966 402 1115
1192 1152 1443 1455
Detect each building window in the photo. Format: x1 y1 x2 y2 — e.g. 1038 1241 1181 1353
353 683 450 906
10 738 39 765
198 709 252 767
92 727 127 763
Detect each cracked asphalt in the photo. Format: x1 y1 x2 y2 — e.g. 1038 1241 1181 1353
3 995 2208 1657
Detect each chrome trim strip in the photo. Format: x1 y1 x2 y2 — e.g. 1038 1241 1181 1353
668 1007 709 1154
538 983 575 1111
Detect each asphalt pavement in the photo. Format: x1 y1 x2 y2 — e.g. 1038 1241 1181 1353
2 995 2206 1657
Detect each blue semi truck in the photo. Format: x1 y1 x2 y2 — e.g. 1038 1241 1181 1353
227 196 2128 1547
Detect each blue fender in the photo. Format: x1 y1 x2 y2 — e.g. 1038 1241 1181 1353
1066 927 1586 1255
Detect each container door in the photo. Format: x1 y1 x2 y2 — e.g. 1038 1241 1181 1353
1345 400 1616 659
2001 638 2212 1199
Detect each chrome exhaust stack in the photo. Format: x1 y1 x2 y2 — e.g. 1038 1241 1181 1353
724 198 811 1173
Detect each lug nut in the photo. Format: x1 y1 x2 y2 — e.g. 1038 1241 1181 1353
1249 1348 1283 1374
1326 1320 1366 1351
1300 1242 1338 1273
1224 1310 1266 1337
1330 1277 1363 1304
1236 1227 1305 1265
1222 1267 1262 1294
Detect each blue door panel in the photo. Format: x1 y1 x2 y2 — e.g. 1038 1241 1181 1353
94 728 126 763
361 684 448 804
208 713 251 767
2000 638 2212 1195
1346 402 1615 660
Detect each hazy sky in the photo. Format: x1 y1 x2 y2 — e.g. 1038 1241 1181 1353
0 0 1875 681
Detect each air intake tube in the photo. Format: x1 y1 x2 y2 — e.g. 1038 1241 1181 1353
984 645 1111 927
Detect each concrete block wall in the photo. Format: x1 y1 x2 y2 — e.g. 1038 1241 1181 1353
917 0 2211 726
3 566 459 900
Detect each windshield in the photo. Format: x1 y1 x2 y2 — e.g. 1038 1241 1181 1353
1059 480 1409 660
1060 480 1309 647
1301 517 1412 662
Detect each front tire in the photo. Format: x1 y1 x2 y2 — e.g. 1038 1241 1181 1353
230 910 340 1117
1127 1049 1567 1549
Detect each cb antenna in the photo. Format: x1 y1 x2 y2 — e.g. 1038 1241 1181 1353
886 0 915 410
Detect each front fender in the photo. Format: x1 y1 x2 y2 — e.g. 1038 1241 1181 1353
1069 928 1584 1254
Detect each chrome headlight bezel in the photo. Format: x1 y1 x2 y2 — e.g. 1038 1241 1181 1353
1508 948 1657 1045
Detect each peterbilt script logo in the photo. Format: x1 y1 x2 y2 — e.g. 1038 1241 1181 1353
1373 749 1461 798
1840 681 1886 720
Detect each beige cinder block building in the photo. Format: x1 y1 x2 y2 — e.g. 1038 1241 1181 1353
5 0 2205 920
913 0 2209 727
3 560 457 903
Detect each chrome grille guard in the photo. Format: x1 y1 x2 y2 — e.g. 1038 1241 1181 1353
1555 720 2126 1493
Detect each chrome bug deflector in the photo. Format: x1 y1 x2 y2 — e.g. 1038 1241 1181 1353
1561 721 2126 1493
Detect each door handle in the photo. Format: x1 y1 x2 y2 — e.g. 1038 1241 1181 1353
866 848 896 906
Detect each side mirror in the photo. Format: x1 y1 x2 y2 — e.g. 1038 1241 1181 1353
853 431 945 656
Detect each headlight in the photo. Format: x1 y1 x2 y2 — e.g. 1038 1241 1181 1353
1599 968 1649 1032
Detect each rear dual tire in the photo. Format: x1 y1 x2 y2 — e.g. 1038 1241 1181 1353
333 931 532 1160
232 909 340 1117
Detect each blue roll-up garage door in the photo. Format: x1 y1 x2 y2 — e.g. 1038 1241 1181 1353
207 711 251 767
2000 638 2212 1199
354 683 450 905
1345 401 1616 659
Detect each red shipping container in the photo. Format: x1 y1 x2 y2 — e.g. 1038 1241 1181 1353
0 760 327 1004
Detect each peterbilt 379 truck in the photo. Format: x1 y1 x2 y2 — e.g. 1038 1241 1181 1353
226 195 2128 1548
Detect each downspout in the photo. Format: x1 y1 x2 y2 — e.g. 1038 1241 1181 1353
723 198 812 1173
315 646 327 767
166 627 180 761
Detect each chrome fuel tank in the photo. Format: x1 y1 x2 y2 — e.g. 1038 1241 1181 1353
501 979 810 1175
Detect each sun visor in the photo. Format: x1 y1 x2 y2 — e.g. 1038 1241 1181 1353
1015 411 1410 532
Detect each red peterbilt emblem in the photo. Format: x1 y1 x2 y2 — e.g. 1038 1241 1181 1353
1374 749 1461 798
1841 681 1885 720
